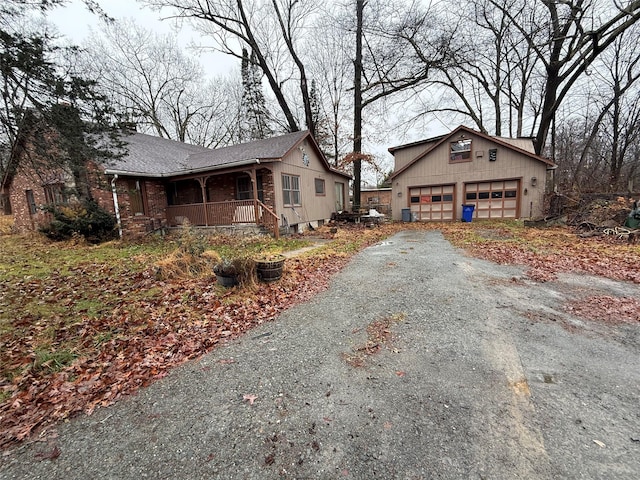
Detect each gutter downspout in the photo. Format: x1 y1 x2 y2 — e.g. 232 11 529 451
111 174 123 238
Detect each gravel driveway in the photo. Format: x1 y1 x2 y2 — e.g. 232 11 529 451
2 230 639 479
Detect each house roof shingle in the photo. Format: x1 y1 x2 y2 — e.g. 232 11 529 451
104 130 316 177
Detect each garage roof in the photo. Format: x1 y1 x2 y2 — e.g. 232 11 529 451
390 126 556 180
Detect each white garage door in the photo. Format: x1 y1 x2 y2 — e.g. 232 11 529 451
409 184 455 221
464 180 519 219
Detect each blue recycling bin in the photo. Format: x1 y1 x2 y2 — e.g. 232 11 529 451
401 208 411 222
461 204 475 222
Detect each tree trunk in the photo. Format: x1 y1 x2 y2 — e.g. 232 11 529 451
534 66 561 155
353 0 364 212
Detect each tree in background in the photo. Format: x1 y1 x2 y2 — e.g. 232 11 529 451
421 0 640 156
0 0 121 203
82 19 242 148
240 47 272 141
143 0 316 136
554 24 640 192
143 0 449 209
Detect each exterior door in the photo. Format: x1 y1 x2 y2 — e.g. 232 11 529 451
464 180 519 219
409 184 455 221
335 182 345 211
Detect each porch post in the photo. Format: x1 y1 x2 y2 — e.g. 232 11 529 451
197 176 209 226
250 168 259 225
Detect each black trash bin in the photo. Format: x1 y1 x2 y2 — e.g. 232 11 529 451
401 208 411 222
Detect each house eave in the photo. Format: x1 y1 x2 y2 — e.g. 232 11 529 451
104 158 262 178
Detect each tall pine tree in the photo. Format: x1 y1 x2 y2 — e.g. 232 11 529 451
240 47 271 142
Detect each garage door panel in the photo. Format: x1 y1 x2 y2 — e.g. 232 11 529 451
465 180 520 219
408 184 455 221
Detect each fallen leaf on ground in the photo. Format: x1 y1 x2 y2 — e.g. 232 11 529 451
242 394 257 405
34 445 60 460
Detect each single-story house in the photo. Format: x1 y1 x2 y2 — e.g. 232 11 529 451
389 126 556 221
4 130 351 237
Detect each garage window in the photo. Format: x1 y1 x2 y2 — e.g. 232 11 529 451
450 139 472 162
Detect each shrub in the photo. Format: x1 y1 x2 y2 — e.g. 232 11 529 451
40 199 117 243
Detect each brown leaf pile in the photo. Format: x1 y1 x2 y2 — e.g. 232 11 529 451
342 313 405 368
438 224 640 284
565 296 640 324
0 256 349 448
0 224 391 449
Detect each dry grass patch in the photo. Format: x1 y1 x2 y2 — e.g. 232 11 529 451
0 215 13 235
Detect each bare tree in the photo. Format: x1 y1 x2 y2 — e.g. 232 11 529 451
83 20 206 140
142 0 318 135
489 0 640 154
589 29 640 190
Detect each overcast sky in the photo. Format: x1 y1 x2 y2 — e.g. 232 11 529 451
46 0 237 77
44 0 423 178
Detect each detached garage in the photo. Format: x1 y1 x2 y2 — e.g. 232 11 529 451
389 126 556 222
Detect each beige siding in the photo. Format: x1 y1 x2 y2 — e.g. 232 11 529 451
391 141 438 172
391 132 547 221
496 137 536 153
272 139 348 228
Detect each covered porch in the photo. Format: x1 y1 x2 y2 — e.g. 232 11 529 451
164 167 280 238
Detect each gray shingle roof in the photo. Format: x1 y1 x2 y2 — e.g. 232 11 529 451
104 130 309 177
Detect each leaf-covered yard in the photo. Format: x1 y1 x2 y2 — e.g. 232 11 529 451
1 220 639 449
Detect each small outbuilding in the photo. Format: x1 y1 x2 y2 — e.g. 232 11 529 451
389 126 556 221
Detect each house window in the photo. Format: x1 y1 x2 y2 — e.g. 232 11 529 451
127 179 146 216
166 179 203 205
236 175 264 202
44 183 66 205
282 174 301 206
315 178 325 196
450 139 472 162
25 190 37 215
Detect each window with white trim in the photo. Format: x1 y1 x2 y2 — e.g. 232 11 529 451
450 139 472 162
282 174 301 206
